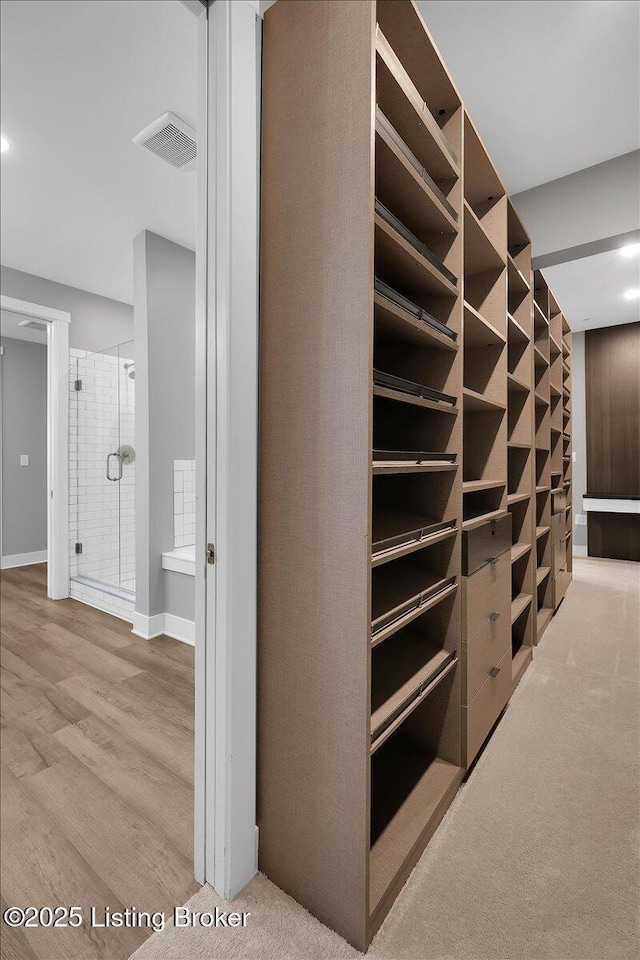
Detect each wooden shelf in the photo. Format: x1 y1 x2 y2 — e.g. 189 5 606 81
463 201 506 275
536 485 550 494
507 372 529 393
462 508 509 531
371 641 455 746
375 214 458 298
549 334 562 357
370 747 462 918
536 525 550 538
463 301 506 347
373 458 458 475
533 300 549 327
373 384 458 415
374 292 458 352
375 116 459 240
536 566 551 586
372 510 457 567
507 312 529 343
512 645 532 685
372 565 457 642
463 387 506 413
376 29 459 184
511 593 532 624
533 345 548 367
508 440 531 449
549 382 562 398
511 542 532 563
537 607 553 640
463 479 506 493
507 254 530 295
507 491 530 506
534 390 548 406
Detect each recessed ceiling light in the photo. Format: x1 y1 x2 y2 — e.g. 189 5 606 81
620 243 640 258
623 288 640 301
0 136 10 154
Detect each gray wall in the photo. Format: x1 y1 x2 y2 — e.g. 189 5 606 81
1 265 133 353
164 569 195 621
512 151 640 259
134 230 195 619
1 337 47 557
571 332 587 552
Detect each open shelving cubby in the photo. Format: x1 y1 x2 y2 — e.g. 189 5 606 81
259 2 574 950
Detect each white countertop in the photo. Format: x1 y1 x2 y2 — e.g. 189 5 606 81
583 497 639 515
162 543 196 576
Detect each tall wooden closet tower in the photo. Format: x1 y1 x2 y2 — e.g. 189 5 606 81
258 1 573 949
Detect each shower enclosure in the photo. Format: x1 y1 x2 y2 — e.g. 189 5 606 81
69 339 136 612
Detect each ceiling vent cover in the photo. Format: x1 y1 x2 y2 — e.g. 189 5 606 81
133 112 196 169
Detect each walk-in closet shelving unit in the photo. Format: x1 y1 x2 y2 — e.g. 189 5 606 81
506 201 535 689
259 1 570 949
533 270 554 639
260 2 463 948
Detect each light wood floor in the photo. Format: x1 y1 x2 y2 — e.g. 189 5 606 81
0 564 198 960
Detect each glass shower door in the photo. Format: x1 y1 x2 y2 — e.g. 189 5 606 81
69 339 135 596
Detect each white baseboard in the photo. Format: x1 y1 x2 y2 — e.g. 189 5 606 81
131 612 165 640
573 545 588 557
132 611 195 646
1 549 48 569
163 613 195 645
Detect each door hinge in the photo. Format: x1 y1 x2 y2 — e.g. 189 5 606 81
74 379 82 391
207 543 215 565
75 542 83 555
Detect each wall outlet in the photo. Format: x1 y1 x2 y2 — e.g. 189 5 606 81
572 451 576 463
20 454 29 466
575 513 587 526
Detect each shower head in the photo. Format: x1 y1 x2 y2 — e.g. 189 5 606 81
128 370 135 380
123 361 135 380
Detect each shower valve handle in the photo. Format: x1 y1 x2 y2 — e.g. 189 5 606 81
106 452 123 481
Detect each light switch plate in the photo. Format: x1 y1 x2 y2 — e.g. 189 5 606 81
20 455 29 466
575 513 587 526
572 451 576 462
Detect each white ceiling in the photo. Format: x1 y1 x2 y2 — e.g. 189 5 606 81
543 248 640 332
1 309 48 343
0 0 197 305
418 0 640 194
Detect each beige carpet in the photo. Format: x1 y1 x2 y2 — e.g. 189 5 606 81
131 558 640 960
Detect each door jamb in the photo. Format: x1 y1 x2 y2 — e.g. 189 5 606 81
0 294 70 600
194 0 261 898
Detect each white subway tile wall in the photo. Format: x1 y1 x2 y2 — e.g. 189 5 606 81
69 347 136 595
69 577 135 623
174 459 196 547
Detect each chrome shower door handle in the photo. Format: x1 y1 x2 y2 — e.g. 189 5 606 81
106 452 123 481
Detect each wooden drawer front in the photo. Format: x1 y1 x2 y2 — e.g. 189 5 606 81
553 537 567 576
462 553 510 640
552 489 567 515
551 511 566 545
554 569 571 606
463 600 511 705
464 648 511 766
462 514 512 576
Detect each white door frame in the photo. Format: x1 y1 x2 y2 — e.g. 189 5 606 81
0 295 70 599
192 0 261 897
